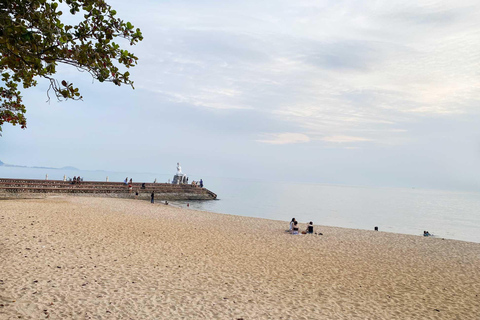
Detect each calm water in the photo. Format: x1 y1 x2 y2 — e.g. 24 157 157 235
1 166 480 243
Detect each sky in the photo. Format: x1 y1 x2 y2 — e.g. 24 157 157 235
1 0 480 191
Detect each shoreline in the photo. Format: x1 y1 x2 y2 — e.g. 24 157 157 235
170 200 480 245
1 196 479 319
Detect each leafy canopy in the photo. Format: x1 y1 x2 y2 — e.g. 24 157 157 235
0 0 143 133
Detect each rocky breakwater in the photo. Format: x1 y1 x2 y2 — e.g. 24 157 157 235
0 178 217 201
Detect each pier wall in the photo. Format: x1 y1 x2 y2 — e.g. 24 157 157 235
0 178 217 201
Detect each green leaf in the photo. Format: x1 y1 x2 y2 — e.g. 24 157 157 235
0 0 142 133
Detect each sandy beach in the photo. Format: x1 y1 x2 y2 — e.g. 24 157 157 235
1 196 479 319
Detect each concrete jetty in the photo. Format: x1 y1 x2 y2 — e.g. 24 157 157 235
0 178 217 200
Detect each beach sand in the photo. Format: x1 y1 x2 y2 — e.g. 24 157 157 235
1 196 479 319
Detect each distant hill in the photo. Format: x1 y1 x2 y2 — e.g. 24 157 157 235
61 166 79 170
0 160 78 170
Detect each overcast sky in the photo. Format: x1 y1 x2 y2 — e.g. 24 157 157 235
1 0 480 191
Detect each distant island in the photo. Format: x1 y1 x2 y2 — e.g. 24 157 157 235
0 160 79 171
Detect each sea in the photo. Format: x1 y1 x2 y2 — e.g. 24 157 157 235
1 166 480 244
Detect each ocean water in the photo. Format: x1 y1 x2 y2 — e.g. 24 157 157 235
1 166 480 243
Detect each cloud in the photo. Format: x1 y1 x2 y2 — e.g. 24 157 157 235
63 1 480 141
321 136 371 143
385 3 472 26
151 89 253 110
256 133 310 145
300 40 389 71
5 0 480 190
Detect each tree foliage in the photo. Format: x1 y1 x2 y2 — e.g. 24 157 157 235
0 0 143 133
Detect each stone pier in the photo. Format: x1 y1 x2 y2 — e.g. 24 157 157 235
0 178 217 200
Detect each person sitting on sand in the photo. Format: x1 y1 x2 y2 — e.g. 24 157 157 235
302 221 314 234
424 231 431 237
287 218 296 232
291 221 299 235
